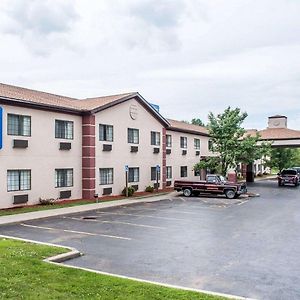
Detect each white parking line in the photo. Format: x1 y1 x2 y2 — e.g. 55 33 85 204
237 200 248 206
127 207 201 216
20 223 132 240
62 216 165 229
96 211 187 221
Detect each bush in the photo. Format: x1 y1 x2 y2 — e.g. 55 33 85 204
122 186 135 197
39 197 58 205
145 185 154 193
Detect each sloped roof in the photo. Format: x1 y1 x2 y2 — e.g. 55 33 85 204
77 92 137 110
0 82 169 126
258 128 300 140
245 127 300 140
244 129 258 138
167 119 209 136
0 82 79 110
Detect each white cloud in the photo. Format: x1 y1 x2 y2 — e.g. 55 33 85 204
0 0 299 129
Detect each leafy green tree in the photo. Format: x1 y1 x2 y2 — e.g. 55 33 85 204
194 157 221 175
191 118 205 127
266 148 300 171
194 107 271 176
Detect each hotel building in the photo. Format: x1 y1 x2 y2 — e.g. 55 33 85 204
0 83 212 209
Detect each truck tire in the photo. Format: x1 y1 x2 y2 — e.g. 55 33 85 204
225 189 236 199
183 188 192 197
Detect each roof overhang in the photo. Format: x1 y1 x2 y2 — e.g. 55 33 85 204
167 127 209 137
0 96 81 115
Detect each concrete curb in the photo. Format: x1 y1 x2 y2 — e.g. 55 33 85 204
0 192 176 226
0 234 256 300
45 249 82 263
0 234 82 263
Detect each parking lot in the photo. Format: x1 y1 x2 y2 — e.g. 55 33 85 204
1 180 300 300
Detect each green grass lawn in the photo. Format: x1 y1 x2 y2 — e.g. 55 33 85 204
0 239 227 300
0 200 101 217
0 191 171 217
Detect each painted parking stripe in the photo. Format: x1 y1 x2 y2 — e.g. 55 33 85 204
20 223 132 241
129 207 201 216
96 211 187 221
62 216 166 229
237 200 248 206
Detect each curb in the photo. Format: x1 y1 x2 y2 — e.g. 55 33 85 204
0 192 175 226
0 234 256 300
45 249 82 263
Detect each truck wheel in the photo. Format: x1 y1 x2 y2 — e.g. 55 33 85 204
183 188 192 197
225 189 236 199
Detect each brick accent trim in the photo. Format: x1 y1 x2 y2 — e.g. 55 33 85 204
82 115 96 199
241 163 247 178
162 127 167 189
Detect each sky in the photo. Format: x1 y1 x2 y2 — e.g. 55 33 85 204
0 0 300 130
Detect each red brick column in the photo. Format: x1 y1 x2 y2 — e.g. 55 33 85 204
82 114 96 199
241 163 247 178
162 127 167 189
227 172 237 183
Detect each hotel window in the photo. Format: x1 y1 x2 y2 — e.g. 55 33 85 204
151 167 159 181
7 114 31 136
128 167 139 182
7 170 31 192
55 120 73 139
55 169 73 187
180 166 188 177
180 136 187 148
166 166 172 179
128 128 139 144
194 138 200 150
166 134 172 147
99 168 113 185
194 169 200 176
151 131 160 146
99 124 113 142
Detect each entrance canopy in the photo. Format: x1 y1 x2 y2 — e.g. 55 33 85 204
246 115 300 148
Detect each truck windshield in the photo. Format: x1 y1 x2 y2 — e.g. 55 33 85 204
281 170 297 175
219 176 226 182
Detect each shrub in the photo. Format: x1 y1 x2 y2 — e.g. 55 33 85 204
122 186 135 197
39 197 58 205
145 185 154 193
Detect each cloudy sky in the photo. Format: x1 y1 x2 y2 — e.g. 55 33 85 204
0 0 300 129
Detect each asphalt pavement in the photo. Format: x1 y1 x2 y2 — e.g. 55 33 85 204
1 179 299 300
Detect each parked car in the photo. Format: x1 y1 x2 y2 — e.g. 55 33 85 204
174 174 247 199
277 169 299 187
291 167 300 178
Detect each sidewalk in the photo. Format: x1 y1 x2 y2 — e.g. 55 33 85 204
0 192 176 226
238 174 277 183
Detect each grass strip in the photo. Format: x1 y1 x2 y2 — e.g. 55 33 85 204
0 238 228 300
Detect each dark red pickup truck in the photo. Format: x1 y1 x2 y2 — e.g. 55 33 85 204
174 174 247 199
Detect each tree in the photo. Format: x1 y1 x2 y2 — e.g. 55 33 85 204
194 107 270 176
191 118 205 127
181 118 206 127
266 148 300 171
194 157 221 175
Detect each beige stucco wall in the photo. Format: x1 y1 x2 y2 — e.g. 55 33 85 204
95 99 164 196
0 104 82 209
166 130 212 183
